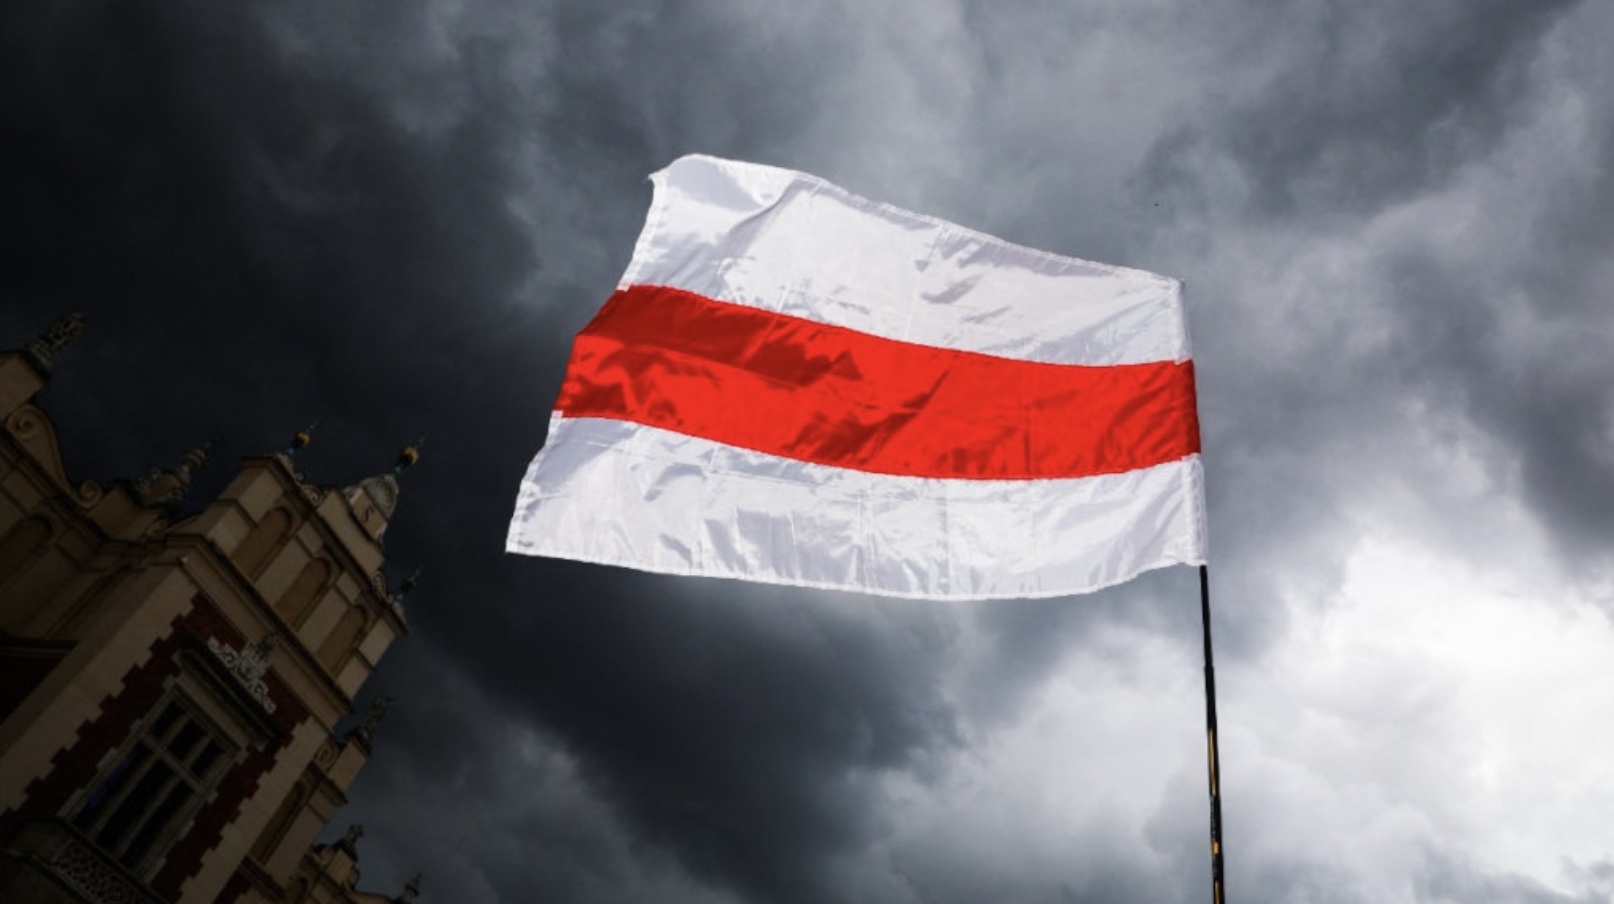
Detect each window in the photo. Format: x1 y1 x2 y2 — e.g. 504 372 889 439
71 696 236 874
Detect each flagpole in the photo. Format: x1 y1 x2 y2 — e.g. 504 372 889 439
1199 564 1227 904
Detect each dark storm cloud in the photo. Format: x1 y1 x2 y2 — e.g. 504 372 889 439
1377 228 1614 570
0 0 544 464
328 648 747 904
2 3 976 901
1468 100 1614 568
403 562 967 904
1131 0 1614 616
539 3 857 166
1204 0 1614 582
7 0 1614 901
1141 0 1581 217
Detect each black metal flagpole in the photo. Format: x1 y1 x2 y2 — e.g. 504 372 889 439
1199 564 1227 904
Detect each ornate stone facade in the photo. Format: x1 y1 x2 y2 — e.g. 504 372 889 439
0 320 421 904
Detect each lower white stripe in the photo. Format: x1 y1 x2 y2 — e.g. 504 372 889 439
506 416 1206 600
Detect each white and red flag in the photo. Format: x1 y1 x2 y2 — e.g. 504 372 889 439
507 155 1205 599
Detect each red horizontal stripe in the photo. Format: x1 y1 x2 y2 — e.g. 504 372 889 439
557 285 1201 480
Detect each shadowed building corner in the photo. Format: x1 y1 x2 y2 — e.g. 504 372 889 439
0 315 426 904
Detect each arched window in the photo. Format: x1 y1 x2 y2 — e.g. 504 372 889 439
316 606 368 672
275 559 331 628
233 508 292 579
0 515 52 591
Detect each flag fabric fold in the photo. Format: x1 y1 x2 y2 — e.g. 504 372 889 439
507 154 1206 599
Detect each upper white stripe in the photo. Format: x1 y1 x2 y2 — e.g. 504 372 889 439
620 155 1189 367
507 416 1206 601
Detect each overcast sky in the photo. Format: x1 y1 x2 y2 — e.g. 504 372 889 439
5 1 1614 902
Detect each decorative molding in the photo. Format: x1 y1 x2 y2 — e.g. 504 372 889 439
205 635 278 715
340 823 364 853
77 478 105 506
6 404 41 439
352 473 399 518
369 571 409 619
26 312 87 365
5 404 94 504
10 819 165 904
3 404 106 507
183 558 357 713
345 696 393 749
132 443 209 507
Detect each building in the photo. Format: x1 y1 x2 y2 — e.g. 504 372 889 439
0 315 422 904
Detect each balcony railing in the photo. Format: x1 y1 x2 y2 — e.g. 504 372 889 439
4 818 168 904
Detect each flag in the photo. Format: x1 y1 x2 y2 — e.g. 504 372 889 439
506 155 1205 599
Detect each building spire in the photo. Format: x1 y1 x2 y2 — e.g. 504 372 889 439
385 568 421 616
134 440 212 506
394 436 424 475
346 695 394 749
398 568 421 599
23 312 86 373
337 823 364 856
287 421 319 457
340 437 423 537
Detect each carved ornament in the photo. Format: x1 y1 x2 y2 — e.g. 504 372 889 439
205 635 278 714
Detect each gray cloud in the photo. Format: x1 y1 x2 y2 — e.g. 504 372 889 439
5 0 1614 902
1141 0 1581 217
1416 852 1612 904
